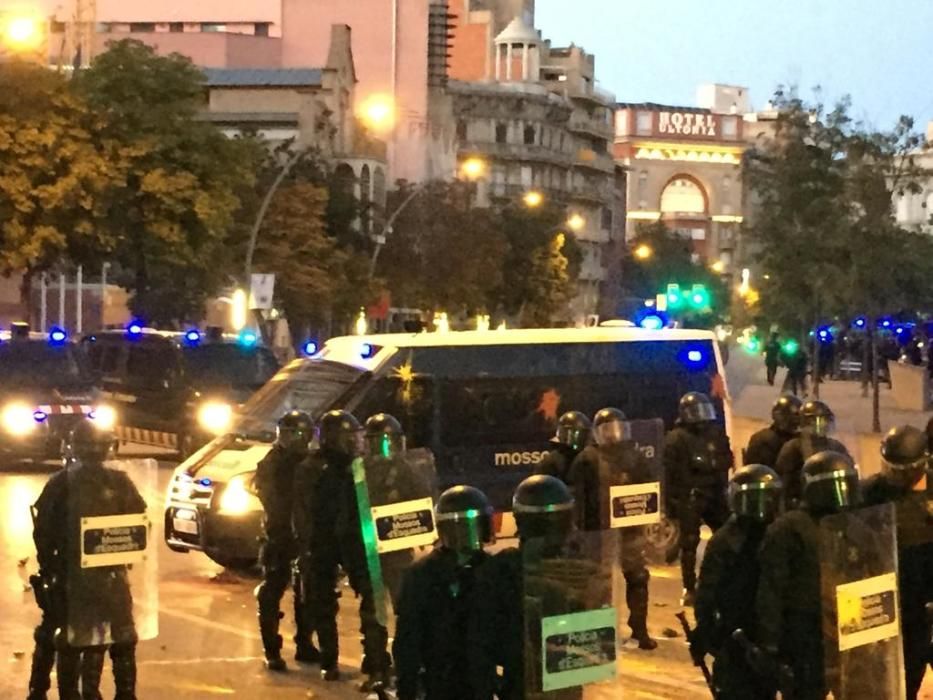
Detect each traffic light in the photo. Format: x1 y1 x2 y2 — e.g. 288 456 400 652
666 283 683 310
781 338 799 355
688 284 710 310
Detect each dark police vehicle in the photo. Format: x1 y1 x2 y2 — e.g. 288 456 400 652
164 327 733 569
83 325 279 458
0 323 114 461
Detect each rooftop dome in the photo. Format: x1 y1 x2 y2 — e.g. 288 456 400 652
495 16 539 45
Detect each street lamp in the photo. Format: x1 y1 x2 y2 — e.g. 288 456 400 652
460 157 487 180
1 13 45 55
634 244 653 261
358 94 395 134
523 190 543 208
710 260 725 274
566 213 586 232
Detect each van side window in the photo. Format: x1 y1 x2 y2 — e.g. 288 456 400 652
127 345 177 389
353 376 434 449
90 344 122 375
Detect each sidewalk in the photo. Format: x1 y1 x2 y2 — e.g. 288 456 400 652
725 347 933 478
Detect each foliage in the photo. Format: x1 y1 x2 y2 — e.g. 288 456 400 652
0 61 120 306
74 40 256 323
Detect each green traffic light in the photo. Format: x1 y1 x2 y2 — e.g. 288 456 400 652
782 339 799 355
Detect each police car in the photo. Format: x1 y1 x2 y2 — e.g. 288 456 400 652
0 323 115 461
82 325 279 458
164 327 733 569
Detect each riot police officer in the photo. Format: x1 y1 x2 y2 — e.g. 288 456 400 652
297 410 390 687
757 450 860 700
692 464 783 700
774 399 849 507
569 408 657 649
663 392 734 606
394 485 494 700
536 410 592 483
863 426 933 700
33 419 146 700
469 475 578 700
745 394 802 469
253 410 318 671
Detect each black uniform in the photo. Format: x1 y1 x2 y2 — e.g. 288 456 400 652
34 462 146 700
536 444 578 483
774 435 848 506
756 509 825 700
862 476 933 700
393 547 489 700
764 337 781 386
253 445 314 660
295 448 389 676
569 443 653 641
663 423 733 594
745 425 796 470
694 514 774 700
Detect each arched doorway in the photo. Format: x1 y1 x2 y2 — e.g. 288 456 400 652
659 175 710 260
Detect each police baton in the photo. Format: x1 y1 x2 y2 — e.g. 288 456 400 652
731 629 794 700
675 611 716 698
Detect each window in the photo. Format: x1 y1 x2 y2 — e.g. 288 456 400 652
456 120 468 141
254 22 270 36
660 177 707 215
721 116 738 140
351 376 435 449
520 166 532 187
201 23 226 33
601 207 613 230
636 111 653 135
523 124 536 145
129 22 155 32
495 122 508 144
182 345 279 390
127 345 178 390
50 21 66 33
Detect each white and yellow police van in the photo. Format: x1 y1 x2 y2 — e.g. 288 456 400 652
164 327 732 569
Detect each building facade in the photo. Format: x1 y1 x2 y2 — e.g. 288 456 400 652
614 85 749 280
894 122 933 233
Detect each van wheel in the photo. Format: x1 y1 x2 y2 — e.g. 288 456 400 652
645 516 680 565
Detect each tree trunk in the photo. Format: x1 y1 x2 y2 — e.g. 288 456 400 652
861 322 871 398
811 311 821 399
19 268 34 325
871 326 881 433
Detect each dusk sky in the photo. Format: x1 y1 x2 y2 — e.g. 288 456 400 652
536 0 933 131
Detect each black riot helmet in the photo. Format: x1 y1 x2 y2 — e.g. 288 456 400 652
512 475 575 543
800 400 835 438
553 411 592 452
592 407 631 446
880 425 929 490
679 392 717 425
364 413 405 460
772 394 803 434
276 410 313 454
729 464 783 524
435 485 494 553
66 419 112 465
317 410 363 458
802 450 859 514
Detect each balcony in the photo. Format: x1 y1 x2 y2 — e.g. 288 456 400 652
573 149 616 174
459 140 574 168
567 112 614 141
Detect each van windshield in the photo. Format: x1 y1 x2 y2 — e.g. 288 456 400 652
235 359 365 440
0 341 92 389
182 344 279 389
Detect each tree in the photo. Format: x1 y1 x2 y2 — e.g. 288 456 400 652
0 61 119 313
75 40 256 324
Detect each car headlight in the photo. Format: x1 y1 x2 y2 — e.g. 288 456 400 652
198 401 233 436
2 403 38 436
88 405 117 431
218 473 260 515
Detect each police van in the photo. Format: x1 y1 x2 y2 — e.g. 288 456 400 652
0 323 115 461
164 327 732 569
82 325 279 458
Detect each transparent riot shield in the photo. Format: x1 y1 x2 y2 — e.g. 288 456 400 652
626 419 672 564
523 530 622 698
352 447 438 626
818 502 904 700
66 458 158 648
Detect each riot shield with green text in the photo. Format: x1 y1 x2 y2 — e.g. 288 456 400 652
352 447 438 626
818 502 904 700
523 530 622 698
66 458 158 648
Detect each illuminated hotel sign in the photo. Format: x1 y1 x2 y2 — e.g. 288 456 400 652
659 112 717 137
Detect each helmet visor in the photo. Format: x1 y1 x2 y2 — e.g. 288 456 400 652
436 508 494 551
593 419 631 446
366 432 405 460
881 456 927 488
684 403 717 423
555 425 589 451
277 426 311 451
802 415 834 438
730 482 782 522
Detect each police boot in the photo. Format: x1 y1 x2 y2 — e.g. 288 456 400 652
26 638 56 700
259 611 287 672
625 571 657 651
293 602 320 665
111 644 137 700
358 651 393 692
680 554 697 607
56 649 82 700
294 639 321 665
80 648 105 700
317 617 340 680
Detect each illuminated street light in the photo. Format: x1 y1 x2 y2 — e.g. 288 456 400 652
710 260 725 274
460 157 487 180
358 94 395 133
2 13 44 52
566 213 586 231
355 309 368 336
523 190 543 208
634 244 653 261
231 289 248 331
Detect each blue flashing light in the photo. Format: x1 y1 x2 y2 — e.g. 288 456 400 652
679 345 710 370
33 410 47 423
302 340 319 357
127 321 143 338
687 350 703 362
853 317 866 329
895 326 905 335
48 327 67 345
881 319 892 328
817 326 833 344
639 314 665 331
198 477 212 487
184 329 201 345
360 342 376 359
239 330 258 346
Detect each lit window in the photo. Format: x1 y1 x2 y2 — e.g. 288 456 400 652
201 22 226 32
660 177 707 215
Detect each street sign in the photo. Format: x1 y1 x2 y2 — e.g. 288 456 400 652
249 274 275 310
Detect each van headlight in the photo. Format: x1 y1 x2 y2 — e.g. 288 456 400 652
2 403 38 436
218 473 260 515
88 405 117 431
198 401 233 435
